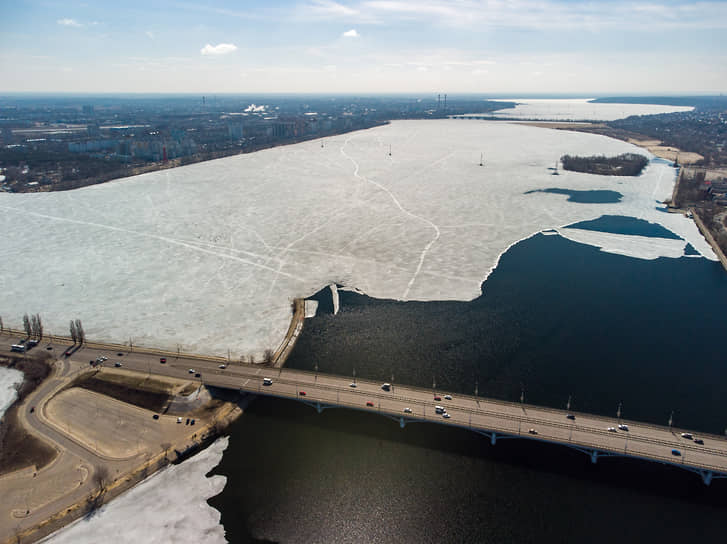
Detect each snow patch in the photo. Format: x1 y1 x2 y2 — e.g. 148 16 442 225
0 366 24 419
43 437 229 544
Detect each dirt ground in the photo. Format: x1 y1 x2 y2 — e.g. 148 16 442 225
626 138 703 164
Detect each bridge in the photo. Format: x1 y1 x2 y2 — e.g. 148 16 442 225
4 332 727 486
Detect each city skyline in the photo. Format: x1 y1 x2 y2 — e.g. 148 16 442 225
1 1 726 95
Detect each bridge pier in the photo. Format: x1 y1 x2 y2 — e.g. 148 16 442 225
701 471 713 486
316 401 322 414
399 417 406 429
590 450 599 464
490 433 497 446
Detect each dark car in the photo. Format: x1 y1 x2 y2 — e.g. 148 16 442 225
195 372 201 378
366 401 374 407
152 414 160 420
29 406 35 413
117 353 124 356
190 419 195 426
299 391 307 396
566 414 575 420
694 438 704 445
64 350 72 356
160 357 166 363
671 449 681 456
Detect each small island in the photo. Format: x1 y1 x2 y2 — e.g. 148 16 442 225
560 153 649 176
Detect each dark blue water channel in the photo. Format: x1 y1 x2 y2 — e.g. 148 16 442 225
210 217 727 543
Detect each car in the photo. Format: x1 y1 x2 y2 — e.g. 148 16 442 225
29 406 35 413
381 383 391 391
27 340 38 347
435 405 445 414
366 401 374 407
566 414 575 420
403 407 412 414
90 360 95 364
349 382 357 388
46 346 53 350
442 412 451 419
189 369 195 374
671 449 681 456
114 362 122 367
607 427 617 432
680 433 693 440
263 378 273 386
152 414 160 420
160 357 167 363
190 419 195 426
64 350 72 356
694 438 704 445
117 353 124 356
434 395 442 401
195 373 201 378
218 364 226 369
444 395 452 400
177 417 182 424
299 391 307 396
186 418 190 425
528 428 538 435
100 356 108 361
618 424 629 431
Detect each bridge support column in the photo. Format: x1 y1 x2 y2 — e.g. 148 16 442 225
701 471 713 486
399 417 406 429
490 433 497 446
316 402 322 414
590 451 599 464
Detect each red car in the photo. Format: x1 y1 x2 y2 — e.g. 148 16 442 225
434 396 442 401
366 401 374 407
299 391 307 396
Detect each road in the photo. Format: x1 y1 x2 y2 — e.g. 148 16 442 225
5 332 725 484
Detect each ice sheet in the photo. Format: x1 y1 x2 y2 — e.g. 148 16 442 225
483 98 693 121
558 228 687 260
42 437 228 544
0 367 24 419
0 120 714 358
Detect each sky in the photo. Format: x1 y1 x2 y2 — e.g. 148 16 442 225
1 0 726 94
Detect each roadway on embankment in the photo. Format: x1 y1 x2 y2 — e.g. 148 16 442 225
7 333 725 479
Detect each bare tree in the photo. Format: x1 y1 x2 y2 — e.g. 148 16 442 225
70 320 77 344
35 314 43 341
75 319 84 345
93 466 110 493
239 355 246 364
30 314 39 339
0 316 4 331
262 349 274 365
248 354 255 364
23 313 31 338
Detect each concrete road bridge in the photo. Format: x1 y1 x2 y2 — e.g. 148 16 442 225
4 333 727 487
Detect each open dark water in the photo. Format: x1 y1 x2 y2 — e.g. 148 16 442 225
211 221 727 543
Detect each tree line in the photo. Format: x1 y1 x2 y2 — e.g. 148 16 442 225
560 153 648 176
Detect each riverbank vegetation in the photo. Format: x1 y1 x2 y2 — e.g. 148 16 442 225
560 153 648 176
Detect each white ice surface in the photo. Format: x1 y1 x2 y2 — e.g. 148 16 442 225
330 283 340 316
484 98 693 121
558 228 687 260
304 299 318 318
0 120 714 358
0 366 24 419
42 436 228 544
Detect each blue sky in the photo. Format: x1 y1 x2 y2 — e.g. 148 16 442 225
1 0 726 93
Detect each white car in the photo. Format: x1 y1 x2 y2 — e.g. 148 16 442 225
618 424 629 431
218 364 227 369
680 433 693 440
607 427 617 432
263 378 273 386
403 407 412 414
442 412 451 419
528 428 538 435
444 395 452 400
188 369 195 374
349 382 357 388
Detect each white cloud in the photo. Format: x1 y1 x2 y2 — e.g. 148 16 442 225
200 43 238 56
342 28 360 37
145 31 155 39
57 18 82 27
